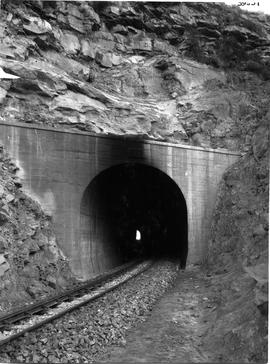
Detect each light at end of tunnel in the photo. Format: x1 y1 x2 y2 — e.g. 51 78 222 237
136 230 141 241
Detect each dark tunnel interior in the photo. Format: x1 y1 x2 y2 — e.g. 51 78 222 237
80 163 188 270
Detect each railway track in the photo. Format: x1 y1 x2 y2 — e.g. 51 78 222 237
0 260 153 347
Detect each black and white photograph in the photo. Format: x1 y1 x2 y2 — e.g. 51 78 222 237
0 0 268 362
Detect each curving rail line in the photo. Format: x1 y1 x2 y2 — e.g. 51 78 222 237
0 260 153 347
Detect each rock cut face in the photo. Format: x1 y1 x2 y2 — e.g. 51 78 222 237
0 0 269 152
0 145 76 311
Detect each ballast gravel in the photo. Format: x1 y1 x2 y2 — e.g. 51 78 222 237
0 260 178 363
0 261 150 343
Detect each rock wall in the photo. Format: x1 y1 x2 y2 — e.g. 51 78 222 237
0 144 76 311
204 111 269 362
0 1 269 151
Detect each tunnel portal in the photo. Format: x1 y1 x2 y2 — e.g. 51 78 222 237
0 123 240 279
80 163 188 275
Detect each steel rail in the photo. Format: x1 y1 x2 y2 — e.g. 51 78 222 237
0 260 141 327
0 260 152 347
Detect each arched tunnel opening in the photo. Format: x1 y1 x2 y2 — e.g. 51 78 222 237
80 163 188 276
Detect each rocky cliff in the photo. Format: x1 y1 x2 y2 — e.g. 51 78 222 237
204 111 269 362
0 1 269 361
0 1 269 150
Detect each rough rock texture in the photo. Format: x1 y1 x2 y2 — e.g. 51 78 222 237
204 110 269 362
0 1 269 150
0 144 76 311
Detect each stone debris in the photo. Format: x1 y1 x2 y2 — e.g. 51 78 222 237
0 262 151 344
0 261 178 363
23 17 52 35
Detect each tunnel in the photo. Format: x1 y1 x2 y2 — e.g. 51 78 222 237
80 163 188 276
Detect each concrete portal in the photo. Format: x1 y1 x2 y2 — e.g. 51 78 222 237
0 122 241 279
80 163 188 276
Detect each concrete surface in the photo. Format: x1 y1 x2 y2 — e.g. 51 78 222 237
0 122 240 279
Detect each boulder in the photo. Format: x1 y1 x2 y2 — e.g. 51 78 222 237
111 54 123 66
59 31 80 54
81 40 98 60
95 52 122 67
23 17 52 35
95 51 112 67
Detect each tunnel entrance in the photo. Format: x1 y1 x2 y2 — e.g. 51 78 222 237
80 163 188 276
